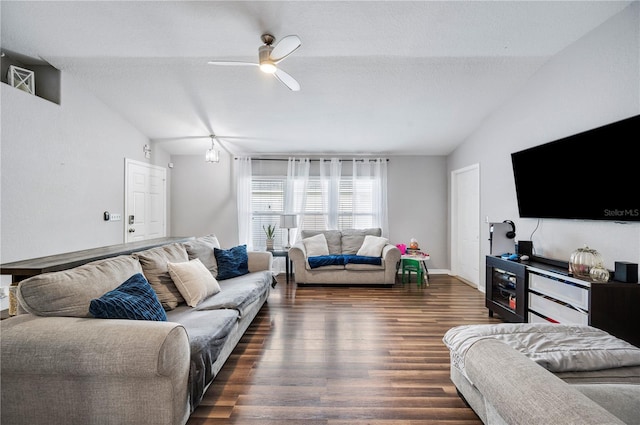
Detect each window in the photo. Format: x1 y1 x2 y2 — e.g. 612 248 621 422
251 175 376 248
251 178 285 249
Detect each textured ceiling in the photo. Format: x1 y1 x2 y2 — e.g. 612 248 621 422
1 1 632 156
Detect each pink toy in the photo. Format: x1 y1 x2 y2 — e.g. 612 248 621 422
396 243 407 254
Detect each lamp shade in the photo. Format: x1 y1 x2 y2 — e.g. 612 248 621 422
280 214 297 229
205 148 219 163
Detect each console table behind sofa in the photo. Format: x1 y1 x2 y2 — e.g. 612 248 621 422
0 236 193 316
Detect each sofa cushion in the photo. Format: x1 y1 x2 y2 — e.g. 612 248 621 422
573 384 640 425
301 230 342 254
305 263 345 271
89 272 167 321
345 262 386 271
303 233 330 257
165 307 240 409
135 243 189 310
183 234 220 277
168 258 221 307
214 245 249 280
17 255 143 317
341 228 382 254
356 235 388 257
195 270 272 318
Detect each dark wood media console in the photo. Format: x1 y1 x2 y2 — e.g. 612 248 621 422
486 255 640 347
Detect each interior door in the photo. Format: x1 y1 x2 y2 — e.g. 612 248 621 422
125 159 167 243
451 163 480 289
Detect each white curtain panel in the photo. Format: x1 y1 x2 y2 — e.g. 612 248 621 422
352 158 389 237
235 157 253 249
286 157 310 244
319 158 342 230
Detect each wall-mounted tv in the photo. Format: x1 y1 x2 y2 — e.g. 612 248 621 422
511 114 640 222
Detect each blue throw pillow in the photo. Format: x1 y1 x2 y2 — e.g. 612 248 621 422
89 273 167 321
214 245 249 280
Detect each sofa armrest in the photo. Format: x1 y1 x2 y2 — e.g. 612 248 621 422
1 314 189 377
288 242 307 279
248 251 273 273
465 338 626 425
289 242 306 263
382 244 401 264
1 314 191 425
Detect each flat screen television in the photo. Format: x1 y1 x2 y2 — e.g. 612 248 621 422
511 114 640 222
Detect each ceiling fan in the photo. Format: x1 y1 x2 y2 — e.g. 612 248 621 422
208 34 302 91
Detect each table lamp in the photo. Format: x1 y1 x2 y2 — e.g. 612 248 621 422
280 214 298 248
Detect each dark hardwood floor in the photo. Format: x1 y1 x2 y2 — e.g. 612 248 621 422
187 274 502 424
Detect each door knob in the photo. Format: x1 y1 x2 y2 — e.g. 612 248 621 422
128 228 135 233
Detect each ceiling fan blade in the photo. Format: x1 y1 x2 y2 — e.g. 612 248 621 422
273 68 300 91
270 35 301 63
207 61 258 67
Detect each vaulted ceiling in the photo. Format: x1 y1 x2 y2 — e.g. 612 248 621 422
1 1 632 156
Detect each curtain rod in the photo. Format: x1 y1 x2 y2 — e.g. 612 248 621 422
234 158 389 162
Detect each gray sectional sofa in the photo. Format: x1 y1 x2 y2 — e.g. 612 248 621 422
444 323 640 425
289 228 401 285
0 235 272 425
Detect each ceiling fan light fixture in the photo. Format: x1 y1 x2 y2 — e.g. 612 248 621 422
205 135 220 163
208 33 301 90
258 44 277 74
259 61 277 74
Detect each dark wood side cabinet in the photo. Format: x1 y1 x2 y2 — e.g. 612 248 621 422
590 282 640 347
486 256 527 322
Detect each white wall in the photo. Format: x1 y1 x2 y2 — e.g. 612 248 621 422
1 74 155 263
448 2 640 290
169 152 239 248
388 156 448 270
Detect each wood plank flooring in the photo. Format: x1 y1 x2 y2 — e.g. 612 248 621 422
187 274 502 425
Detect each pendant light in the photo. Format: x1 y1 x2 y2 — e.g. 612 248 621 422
205 135 220 163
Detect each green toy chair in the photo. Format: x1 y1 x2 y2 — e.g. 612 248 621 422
402 258 424 286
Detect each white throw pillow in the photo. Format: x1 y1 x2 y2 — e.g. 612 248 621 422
167 258 221 307
356 235 389 257
303 233 330 257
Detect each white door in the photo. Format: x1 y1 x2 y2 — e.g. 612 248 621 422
125 159 167 242
451 164 480 289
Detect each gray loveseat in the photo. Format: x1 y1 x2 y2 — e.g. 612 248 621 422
444 323 640 425
0 235 272 425
289 228 401 285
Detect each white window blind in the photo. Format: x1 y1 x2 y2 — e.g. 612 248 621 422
251 178 285 248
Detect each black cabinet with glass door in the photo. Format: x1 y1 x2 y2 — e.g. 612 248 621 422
486 256 527 322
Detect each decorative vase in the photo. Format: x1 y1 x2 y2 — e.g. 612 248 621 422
589 263 610 283
569 245 603 279
266 238 274 251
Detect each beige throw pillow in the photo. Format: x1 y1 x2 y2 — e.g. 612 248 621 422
183 234 221 277
167 259 221 307
134 243 189 310
356 235 389 257
303 233 330 257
